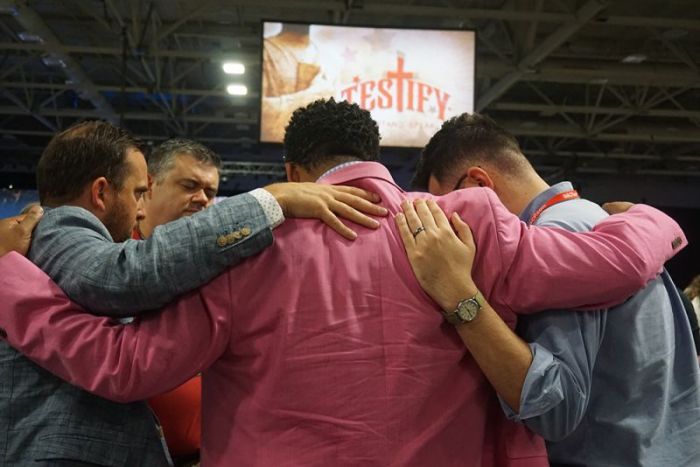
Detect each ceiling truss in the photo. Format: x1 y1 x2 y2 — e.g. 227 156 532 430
0 0 699 187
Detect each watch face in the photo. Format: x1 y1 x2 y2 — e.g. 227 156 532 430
457 298 479 322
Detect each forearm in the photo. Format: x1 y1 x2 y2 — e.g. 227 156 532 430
495 203 687 313
435 283 532 412
32 195 272 315
457 304 532 411
0 252 230 401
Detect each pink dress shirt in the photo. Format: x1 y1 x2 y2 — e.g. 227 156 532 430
0 162 686 466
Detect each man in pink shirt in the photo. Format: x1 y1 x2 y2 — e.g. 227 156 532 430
0 99 687 466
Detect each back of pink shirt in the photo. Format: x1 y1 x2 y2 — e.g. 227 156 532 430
203 168 546 466
1 162 684 466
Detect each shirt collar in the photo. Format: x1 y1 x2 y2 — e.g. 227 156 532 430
316 161 403 193
519 181 575 223
317 161 366 182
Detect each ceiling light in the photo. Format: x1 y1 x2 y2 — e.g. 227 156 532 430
222 62 245 75
621 54 647 64
41 54 66 68
18 31 43 43
226 84 248 96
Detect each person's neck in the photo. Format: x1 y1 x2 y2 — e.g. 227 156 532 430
498 174 550 216
59 196 103 222
137 218 154 239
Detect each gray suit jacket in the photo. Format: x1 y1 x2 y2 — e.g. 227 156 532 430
0 193 272 466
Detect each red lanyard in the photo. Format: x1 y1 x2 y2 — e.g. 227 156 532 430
528 190 579 225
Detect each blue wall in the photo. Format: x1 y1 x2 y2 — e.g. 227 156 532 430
0 189 39 217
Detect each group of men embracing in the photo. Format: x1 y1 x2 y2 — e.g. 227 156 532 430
0 97 698 466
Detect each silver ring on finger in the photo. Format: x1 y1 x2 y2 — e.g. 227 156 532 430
412 226 426 238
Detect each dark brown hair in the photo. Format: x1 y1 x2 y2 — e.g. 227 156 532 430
37 121 143 206
413 113 532 190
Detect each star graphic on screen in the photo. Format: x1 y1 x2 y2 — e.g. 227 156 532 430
342 47 357 62
368 29 396 49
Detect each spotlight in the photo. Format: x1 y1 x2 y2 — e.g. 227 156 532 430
222 62 245 75
621 54 647 64
226 84 248 96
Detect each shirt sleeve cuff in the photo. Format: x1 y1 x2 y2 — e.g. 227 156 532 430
498 343 564 421
250 188 285 229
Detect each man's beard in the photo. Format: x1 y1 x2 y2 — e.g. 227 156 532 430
103 200 133 243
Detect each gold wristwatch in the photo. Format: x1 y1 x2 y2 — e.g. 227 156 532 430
442 291 484 325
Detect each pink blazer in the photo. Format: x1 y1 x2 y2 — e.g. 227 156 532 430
0 162 686 466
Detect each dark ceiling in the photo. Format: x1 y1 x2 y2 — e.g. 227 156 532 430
0 0 699 202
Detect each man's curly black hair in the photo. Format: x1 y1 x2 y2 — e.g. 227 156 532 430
283 98 381 169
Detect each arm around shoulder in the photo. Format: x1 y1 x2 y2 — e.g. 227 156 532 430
31 195 272 315
485 193 686 313
0 251 231 402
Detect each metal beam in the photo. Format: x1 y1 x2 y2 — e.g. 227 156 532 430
501 119 700 143
360 3 700 30
3 60 700 92
221 161 285 177
491 102 700 119
0 127 256 144
524 148 700 162
1 0 118 123
0 41 258 62
4 119 700 145
0 88 56 131
3 42 699 87
524 0 545 51
154 0 218 44
0 81 259 99
477 0 609 110
17 4 700 32
0 105 256 124
486 60 700 88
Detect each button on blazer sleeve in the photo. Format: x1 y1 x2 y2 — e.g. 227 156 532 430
443 188 686 315
30 192 273 316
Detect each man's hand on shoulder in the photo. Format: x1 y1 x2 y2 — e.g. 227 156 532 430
395 199 478 312
0 205 44 257
263 182 388 240
602 201 635 215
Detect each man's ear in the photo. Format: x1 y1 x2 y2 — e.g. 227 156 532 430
89 177 110 212
467 166 495 190
284 162 302 183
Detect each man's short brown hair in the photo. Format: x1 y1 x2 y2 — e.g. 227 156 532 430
413 113 532 190
37 121 143 206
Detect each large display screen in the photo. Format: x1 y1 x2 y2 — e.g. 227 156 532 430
260 22 475 148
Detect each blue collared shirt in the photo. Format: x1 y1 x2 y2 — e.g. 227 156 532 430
500 182 700 466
